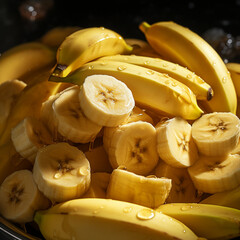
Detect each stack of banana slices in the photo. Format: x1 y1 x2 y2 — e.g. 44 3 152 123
0 21 240 240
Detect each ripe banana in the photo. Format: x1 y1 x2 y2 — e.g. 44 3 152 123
0 170 50 223
99 54 213 101
191 112 240 156
125 106 154 124
156 117 198 168
103 121 159 175
156 203 240 240
106 168 172 208
11 117 53 164
0 79 26 135
201 186 240 210
34 198 198 240
0 42 56 85
188 154 240 194
155 161 202 203
50 60 203 120
52 27 132 77
33 142 91 203
226 62 240 98
139 21 237 113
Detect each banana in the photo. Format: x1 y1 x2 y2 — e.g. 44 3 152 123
52 27 132 77
154 161 202 203
53 85 102 143
82 172 110 198
0 79 26 134
0 170 50 223
156 117 199 168
106 168 172 208
40 26 81 48
11 117 53 164
50 60 203 120
188 154 240 194
34 198 199 240
226 62 240 98
201 186 240 210
139 21 237 113
156 203 240 240
99 54 213 101
79 74 135 127
191 112 240 156
103 121 159 175
125 106 154 124
0 42 55 85
32 142 91 203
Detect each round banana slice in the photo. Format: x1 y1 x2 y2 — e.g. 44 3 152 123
156 117 198 168
33 142 91 203
0 170 50 223
79 74 135 127
53 85 102 143
188 154 240 194
106 168 171 208
191 112 240 156
103 121 159 175
11 116 53 164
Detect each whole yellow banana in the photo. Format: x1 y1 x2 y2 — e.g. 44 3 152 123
140 21 237 113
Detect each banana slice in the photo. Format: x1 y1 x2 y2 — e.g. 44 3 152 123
106 168 171 208
156 117 199 168
33 142 91 203
191 112 240 156
0 170 50 223
79 74 135 127
53 85 102 143
103 121 159 175
188 154 240 194
155 161 202 203
11 117 53 164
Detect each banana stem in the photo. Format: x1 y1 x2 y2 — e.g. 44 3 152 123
139 22 151 34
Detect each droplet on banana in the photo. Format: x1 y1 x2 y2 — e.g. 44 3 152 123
79 74 135 127
106 168 171 208
33 142 91 203
103 121 159 175
0 170 50 223
156 117 198 168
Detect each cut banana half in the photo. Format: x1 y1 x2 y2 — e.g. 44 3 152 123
188 154 240 194
103 121 159 175
53 85 102 143
0 170 50 223
11 117 53 163
33 142 91 203
106 168 171 208
192 112 240 156
156 117 198 168
79 74 135 127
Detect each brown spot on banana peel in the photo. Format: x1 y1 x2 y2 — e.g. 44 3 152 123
207 87 214 101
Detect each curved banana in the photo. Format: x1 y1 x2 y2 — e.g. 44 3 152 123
34 198 198 240
0 42 56 85
226 62 240 98
52 27 132 77
139 21 237 113
156 203 240 240
50 60 203 120
100 54 213 101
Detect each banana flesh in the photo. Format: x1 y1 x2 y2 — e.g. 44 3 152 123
103 121 159 175
107 168 172 208
34 198 198 240
33 142 91 203
79 74 135 127
156 117 198 168
157 203 240 240
139 21 237 113
0 170 50 223
50 60 203 120
191 112 240 156
100 54 213 101
53 27 132 77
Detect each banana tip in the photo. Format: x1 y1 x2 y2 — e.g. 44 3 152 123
207 88 214 101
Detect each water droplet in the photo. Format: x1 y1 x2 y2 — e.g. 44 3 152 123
146 70 154 75
79 166 90 176
118 165 127 170
88 65 94 70
222 77 227 83
186 74 192 79
144 61 150 65
194 76 205 84
162 63 168 67
136 209 155 220
164 79 170 85
100 61 107 66
183 229 186 233
117 65 126 71
212 62 216 66
54 172 62 179
172 66 177 71
123 207 133 213
93 205 104 214
171 82 177 87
